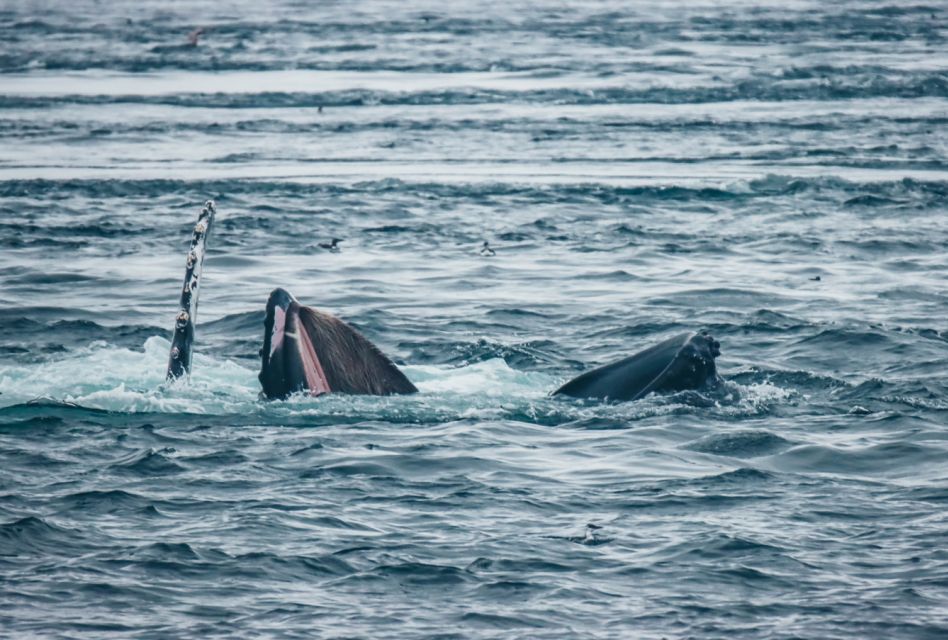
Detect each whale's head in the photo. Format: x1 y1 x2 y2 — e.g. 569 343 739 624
258 288 418 400
669 331 721 390
259 288 330 400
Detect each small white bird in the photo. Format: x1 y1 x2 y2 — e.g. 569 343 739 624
479 241 496 257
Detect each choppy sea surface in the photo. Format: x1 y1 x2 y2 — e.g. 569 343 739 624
1 1 947 637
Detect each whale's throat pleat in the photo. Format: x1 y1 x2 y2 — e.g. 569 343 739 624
294 309 331 396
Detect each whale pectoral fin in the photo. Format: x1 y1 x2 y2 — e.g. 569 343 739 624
167 200 215 381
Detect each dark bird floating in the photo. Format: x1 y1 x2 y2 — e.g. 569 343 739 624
318 238 342 253
187 27 204 46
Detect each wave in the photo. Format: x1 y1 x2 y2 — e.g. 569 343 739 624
2 74 946 109
0 311 161 360
0 515 96 557
1 175 944 202
683 430 795 458
0 336 787 423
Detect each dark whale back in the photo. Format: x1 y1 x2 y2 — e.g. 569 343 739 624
553 332 721 402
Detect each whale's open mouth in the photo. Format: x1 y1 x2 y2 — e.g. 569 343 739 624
268 306 286 358
284 301 331 396
258 288 418 400
260 289 330 399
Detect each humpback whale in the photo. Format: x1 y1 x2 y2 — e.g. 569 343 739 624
166 203 720 403
553 331 721 402
258 287 417 399
165 202 415 398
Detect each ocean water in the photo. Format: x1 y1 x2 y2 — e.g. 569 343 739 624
1 0 947 637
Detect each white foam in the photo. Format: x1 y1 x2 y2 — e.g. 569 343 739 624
0 338 789 419
0 337 557 416
0 336 259 414
733 381 796 406
406 359 551 398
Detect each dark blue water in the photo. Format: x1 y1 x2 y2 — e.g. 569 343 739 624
1 1 947 637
